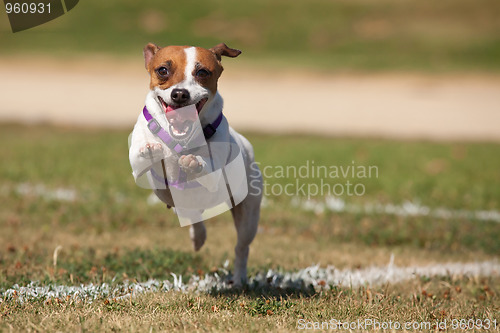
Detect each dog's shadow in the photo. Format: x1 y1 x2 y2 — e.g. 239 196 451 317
209 285 317 298
207 274 319 298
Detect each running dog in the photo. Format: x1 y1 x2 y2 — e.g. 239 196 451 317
129 43 262 285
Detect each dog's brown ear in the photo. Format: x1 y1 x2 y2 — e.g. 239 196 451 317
143 43 160 70
210 43 241 61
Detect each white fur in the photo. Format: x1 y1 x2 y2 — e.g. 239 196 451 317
184 47 197 85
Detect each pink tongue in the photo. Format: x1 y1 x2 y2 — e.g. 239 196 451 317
165 109 178 122
165 104 181 123
165 104 198 122
165 105 177 112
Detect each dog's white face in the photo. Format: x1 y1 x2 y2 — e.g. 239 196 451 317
143 43 241 139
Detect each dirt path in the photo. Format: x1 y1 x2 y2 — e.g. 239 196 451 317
1 57 499 141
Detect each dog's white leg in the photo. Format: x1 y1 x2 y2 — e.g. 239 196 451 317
189 221 206 251
173 207 206 251
231 184 262 286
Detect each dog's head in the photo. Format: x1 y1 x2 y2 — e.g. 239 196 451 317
143 43 241 139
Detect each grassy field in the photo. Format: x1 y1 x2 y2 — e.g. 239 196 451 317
2 1 499 330
1 0 500 71
0 124 499 331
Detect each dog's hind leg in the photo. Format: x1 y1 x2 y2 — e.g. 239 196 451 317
231 183 262 286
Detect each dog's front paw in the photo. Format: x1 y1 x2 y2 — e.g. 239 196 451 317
178 154 202 173
139 143 164 159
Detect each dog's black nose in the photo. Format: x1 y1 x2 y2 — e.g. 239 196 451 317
171 88 190 104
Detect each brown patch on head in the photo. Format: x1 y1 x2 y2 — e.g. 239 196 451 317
191 44 241 94
192 47 225 94
143 43 241 93
143 44 189 90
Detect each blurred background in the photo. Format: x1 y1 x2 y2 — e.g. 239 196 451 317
1 0 500 139
0 0 500 300
2 0 500 70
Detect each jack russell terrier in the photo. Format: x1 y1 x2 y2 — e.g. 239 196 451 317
128 43 263 285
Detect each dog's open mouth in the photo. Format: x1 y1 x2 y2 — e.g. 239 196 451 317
158 97 208 138
158 96 208 114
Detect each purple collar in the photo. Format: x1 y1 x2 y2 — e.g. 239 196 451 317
143 106 223 153
142 105 223 190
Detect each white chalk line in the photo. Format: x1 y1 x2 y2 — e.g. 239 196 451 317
284 196 500 223
2 182 499 223
1 258 498 304
4 183 78 202
1 183 499 302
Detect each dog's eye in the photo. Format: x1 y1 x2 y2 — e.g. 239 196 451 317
156 67 169 78
196 69 210 79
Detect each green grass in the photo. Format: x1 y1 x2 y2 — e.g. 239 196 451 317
0 124 499 331
0 246 205 291
250 134 500 211
2 124 499 210
1 276 498 331
1 0 500 71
